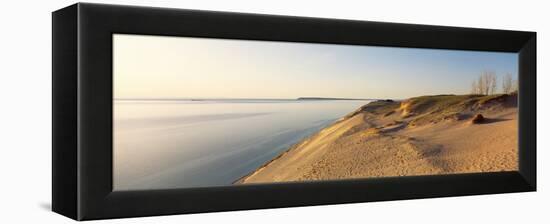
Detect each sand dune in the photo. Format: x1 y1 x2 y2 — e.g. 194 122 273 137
237 94 518 184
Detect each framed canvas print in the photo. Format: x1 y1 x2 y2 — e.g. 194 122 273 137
52 3 536 221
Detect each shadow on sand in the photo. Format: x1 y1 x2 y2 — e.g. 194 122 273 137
480 118 512 124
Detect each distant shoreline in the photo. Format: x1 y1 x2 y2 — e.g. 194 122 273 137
296 97 374 101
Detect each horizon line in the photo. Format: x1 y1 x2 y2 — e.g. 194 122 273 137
113 97 381 101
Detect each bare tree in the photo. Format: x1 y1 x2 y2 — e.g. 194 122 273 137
471 74 483 95
478 74 486 95
488 72 497 95
471 70 497 95
502 73 513 94
512 79 519 93
471 80 478 94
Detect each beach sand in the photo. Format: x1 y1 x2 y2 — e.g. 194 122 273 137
237 94 518 184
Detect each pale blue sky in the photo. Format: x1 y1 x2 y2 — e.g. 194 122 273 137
114 34 518 99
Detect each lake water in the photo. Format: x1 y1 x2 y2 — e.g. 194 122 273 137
113 99 371 190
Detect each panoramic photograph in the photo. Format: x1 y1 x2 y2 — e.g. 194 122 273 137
113 34 518 191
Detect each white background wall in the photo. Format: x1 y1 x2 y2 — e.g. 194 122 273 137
0 0 547 223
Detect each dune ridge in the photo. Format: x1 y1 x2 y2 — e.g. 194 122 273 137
237 94 518 184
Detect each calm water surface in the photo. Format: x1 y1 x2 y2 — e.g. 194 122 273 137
114 99 370 190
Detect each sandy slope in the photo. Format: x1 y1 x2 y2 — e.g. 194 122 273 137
238 94 518 184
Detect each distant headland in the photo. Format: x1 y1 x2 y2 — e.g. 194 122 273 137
296 97 374 101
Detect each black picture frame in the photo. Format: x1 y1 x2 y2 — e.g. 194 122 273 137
52 3 536 221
